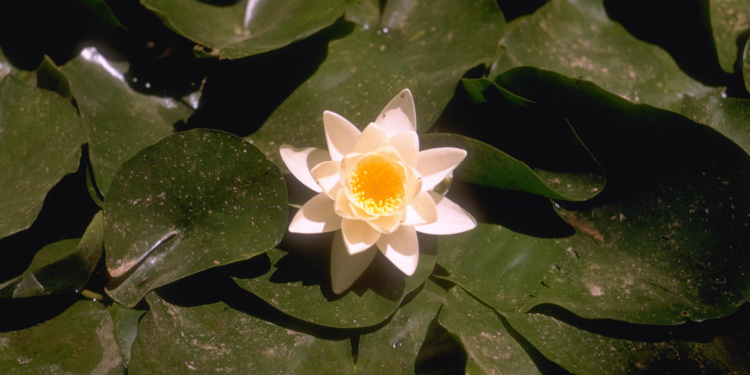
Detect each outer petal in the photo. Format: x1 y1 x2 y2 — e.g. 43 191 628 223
310 160 341 199
354 123 389 154
375 89 417 137
417 147 467 191
324 111 361 161
389 131 419 167
279 146 329 193
376 225 419 276
330 231 377 294
289 193 341 233
415 191 476 235
402 191 438 226
342 218 381 255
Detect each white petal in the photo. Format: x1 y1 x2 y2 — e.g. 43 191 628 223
334 189 357 219
330 231 377 294
367 212 403 234
324 111 361 161
342 218 381 255
279 146 329 193
402 191 438 226
310 161 341 199
389 131 419 167
415 191 476 235
289 193 341 233
354 123 389 154
375 89 417 137
376 225 419 276
417 147 467 191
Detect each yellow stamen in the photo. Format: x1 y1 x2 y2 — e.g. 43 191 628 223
349 154 406 215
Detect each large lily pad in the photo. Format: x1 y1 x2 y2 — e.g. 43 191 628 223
233 241 436 328
683 95 750 155
128 291 352 374
0 300 122 374
493 0 715 112
0 212 103 298
140 0 345 59
61 46 193 195
104 129 287 307
0 76 85 240
709 0 750 74
438 287 541 374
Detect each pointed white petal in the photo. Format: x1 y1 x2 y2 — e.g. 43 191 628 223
375 89 417 137
288 193 341 233
324 111 361 161
334 189 357 220
415 191 476 235
354 123 389 154
330 231 377 294
311 160 341 199
342 218 381 255
417 147 467 191
389 131 419 167
279 146 329 193
402 191 438 226
376 225 419 276
367 212 403 234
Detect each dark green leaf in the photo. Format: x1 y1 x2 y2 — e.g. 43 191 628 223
0 212 103 298
683 95 750 155
0 76 85 239
140 0 345 59
493 0 715 112
61 47 192 195
128 292 352 374
438 287 541 374
0 300 122 374
104 129 287 307
110 305 146 369
709 0 750 74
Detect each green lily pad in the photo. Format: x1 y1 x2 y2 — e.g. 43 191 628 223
744 37 750 94
110 305 147 369
128 291 352 374
683 95 750 155
61 47 193 195
245 27 415 168
505 310 747 374
709 0 750 74
438 287 541 374
0 300 122 374
0 76 85 240
140 0 345 59
379 0 505 128
355 280 447 373
0 212 103 298
233 241 436 328
493 0 715 113
103 129 287 307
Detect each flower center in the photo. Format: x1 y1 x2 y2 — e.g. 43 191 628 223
348 154 406 215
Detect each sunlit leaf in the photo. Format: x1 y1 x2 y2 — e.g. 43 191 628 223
683 95 750 155
709 0 750 74
0 76 85 239
140 0 345 59
0 300 122 374
0 212 103 298
493 0 715 112
128 292 352 374
104 129 287 307
61 47 192 195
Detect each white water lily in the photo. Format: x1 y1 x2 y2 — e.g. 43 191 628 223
280 89 476 294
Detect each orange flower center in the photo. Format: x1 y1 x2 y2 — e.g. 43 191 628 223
348 154 406 215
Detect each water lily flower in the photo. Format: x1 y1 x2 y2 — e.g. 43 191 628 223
280 89 476 293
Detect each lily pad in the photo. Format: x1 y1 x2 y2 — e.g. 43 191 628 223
0 76 85 240
0 212 103 298
104 129 287 307
245 27 415 168
438 286 541 374
110 305 147 369
0 300 122 374
683 95 750 155
233 240 436 328
493 0 715 112
61 46 192 195
140 0 345 59
709 0 750 74
128 291 352 374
